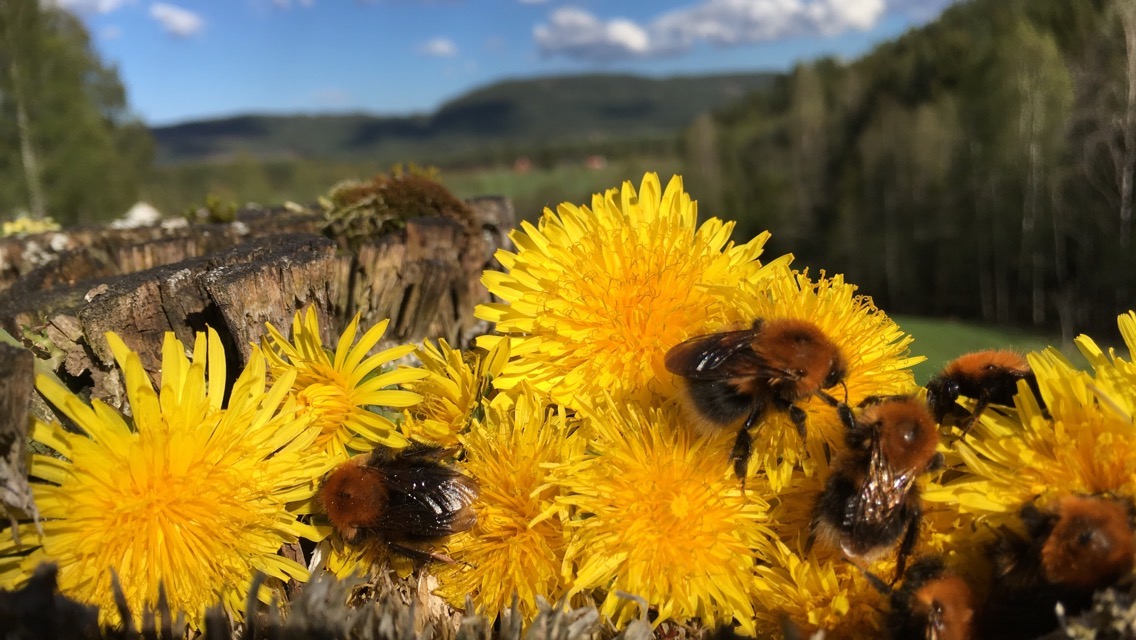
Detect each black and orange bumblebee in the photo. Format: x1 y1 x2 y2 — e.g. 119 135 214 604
665 318 852 481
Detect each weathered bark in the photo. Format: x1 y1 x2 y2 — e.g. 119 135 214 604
0 342 37 540
204 235 341 365
0 206 323 293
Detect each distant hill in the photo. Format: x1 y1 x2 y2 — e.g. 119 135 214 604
151 72 776 165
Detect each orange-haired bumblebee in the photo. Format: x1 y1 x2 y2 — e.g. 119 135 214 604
808 395 943 580
664 318 852 481
319 445 479 563
861 556 977 640
982 494 1136 639
925 350 1040 435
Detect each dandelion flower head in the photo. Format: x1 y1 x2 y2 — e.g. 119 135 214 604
752 537 884 638
553 398 770 634
476 172 791 410
435 386 582 622
399 338 509 448
0 330 329 628
263 306 426 458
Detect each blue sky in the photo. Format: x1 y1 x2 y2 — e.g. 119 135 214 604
53 0 960 126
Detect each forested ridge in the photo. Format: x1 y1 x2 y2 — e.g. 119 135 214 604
687 0 1136 339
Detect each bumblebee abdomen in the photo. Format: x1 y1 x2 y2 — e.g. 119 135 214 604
680 377 755 428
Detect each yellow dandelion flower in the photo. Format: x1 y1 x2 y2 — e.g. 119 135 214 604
553 399 769 634
726 266 923 490
400 338 510 447
752 537 885 637
476 172 791 410
434 387 581 621
926 311 1136 521
264 306 426 458
0 330 331 628
316 535 415 581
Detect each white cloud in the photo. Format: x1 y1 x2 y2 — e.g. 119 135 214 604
150 2 204 37
535 0 919 62
534 7 649 62
47 0 133 13
418 37 458 57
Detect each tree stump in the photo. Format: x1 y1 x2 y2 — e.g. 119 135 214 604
0 196 513 415
0 343 37 538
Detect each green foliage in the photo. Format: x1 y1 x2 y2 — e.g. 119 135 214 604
0 1 153 225
705 0 1136 337
183 194 238 224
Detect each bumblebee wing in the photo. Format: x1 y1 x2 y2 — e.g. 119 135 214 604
369 462 480 541
854 438 917 529
664 330 762 379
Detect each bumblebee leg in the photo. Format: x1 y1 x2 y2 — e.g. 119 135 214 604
847 560 891 596
387 541 455 565
788 405 808 440
893 508 921 584
732 404 766 489
730 427 752 486
927 452 946 473
818 390 855 431
959 398 991 437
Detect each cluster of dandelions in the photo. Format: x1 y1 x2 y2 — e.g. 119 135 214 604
0 308 424 630
431 173 932 637
426 174 1136 637
5 170 1136 638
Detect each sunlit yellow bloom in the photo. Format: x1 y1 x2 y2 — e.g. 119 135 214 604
435 387 581 621
726 267 923 490
2 214 60 236
752 537 884 638
926 311 1136 524
400 338 510 448
316 536 415 582
552 399 769 634
0 330 331 628
264 306 426 458
476 172 791 410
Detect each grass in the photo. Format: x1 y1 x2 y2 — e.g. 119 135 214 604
892 314 1061 385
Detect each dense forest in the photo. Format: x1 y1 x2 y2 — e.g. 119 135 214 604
685 0 1135 339
0 1 152 226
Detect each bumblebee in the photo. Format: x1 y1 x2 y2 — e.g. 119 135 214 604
982 494 1136 638
319 445 479 563
925 350 1039 435
665 318 851 481
809 395 943 580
